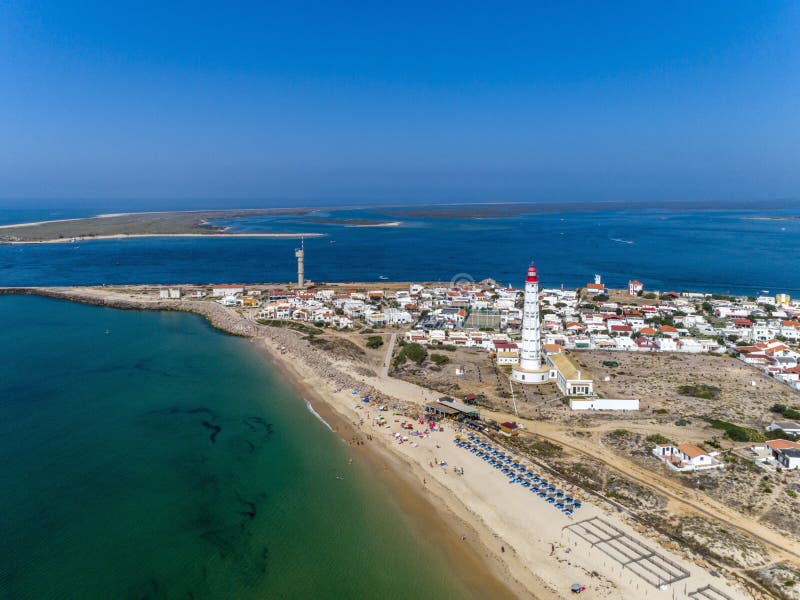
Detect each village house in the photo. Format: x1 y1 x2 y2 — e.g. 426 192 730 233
493 340 520 365
764 440 800 469
628 280 644 295
211 284 244 297
652 444 723 472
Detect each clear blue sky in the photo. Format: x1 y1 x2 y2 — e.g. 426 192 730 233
1 1 798 207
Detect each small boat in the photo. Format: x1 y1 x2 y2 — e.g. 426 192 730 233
378 275 389 280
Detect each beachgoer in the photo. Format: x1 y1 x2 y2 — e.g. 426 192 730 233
501 546 505 553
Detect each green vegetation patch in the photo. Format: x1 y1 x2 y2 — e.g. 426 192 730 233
430 353 450 366
365 335 384 349
394 342 428 365
706 419 765 442
677 383 721 400
646 433 671 445
771 404 800 420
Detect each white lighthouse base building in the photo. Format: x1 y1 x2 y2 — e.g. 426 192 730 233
511 364 551 384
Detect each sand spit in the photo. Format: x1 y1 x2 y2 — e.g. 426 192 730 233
4 232 324 244
0 286 761 600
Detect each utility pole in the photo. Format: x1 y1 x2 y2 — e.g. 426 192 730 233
509 381 518 417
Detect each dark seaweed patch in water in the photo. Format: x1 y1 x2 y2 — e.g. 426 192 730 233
243 416 273 436
260 546 269 574
234 490 258 521
200 530 236 558
128 576 161 600
202 421 221 444
150 406 216 417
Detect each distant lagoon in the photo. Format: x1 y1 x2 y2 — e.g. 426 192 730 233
2 202 800 295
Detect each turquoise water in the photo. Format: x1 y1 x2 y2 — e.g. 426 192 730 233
0 296 472 599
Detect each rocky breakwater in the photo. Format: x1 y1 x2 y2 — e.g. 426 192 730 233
0 287 258 337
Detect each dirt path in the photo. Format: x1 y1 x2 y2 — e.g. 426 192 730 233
486 412 800 563
382 332 396 378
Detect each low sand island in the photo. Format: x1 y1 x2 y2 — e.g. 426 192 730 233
0 283 778 599
0 209 322 243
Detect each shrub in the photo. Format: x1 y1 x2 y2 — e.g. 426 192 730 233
706 419 765 442
394 342 428 365
646 433 671 445
430 353 450 366
678 384 720 400
366 335 384 349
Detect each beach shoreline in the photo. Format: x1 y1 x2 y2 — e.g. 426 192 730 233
0 286 761 599
253 339 532 599
0 286 533 598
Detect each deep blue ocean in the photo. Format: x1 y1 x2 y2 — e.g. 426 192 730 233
1 202 799 295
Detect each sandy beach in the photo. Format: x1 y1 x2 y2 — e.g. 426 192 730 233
254 331 756 600
0 285 762 599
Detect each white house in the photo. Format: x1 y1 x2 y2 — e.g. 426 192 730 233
212 285 244 297
766 421 800 436
766 440 800 469
652 444 723 472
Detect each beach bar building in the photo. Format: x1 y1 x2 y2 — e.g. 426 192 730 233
424 397 480 421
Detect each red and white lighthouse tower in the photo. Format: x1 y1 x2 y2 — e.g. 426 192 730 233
512 262 551 384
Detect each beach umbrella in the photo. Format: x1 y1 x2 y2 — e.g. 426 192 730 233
571 583 582 593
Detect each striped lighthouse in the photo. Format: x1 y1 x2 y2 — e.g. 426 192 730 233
512 262 550 384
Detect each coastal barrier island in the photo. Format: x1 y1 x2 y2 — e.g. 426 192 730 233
0 208 322 243
4 282 799 599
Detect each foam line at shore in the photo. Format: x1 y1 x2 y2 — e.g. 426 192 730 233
305 399 333 431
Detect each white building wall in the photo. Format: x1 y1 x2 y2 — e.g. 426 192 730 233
569 398 639 411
